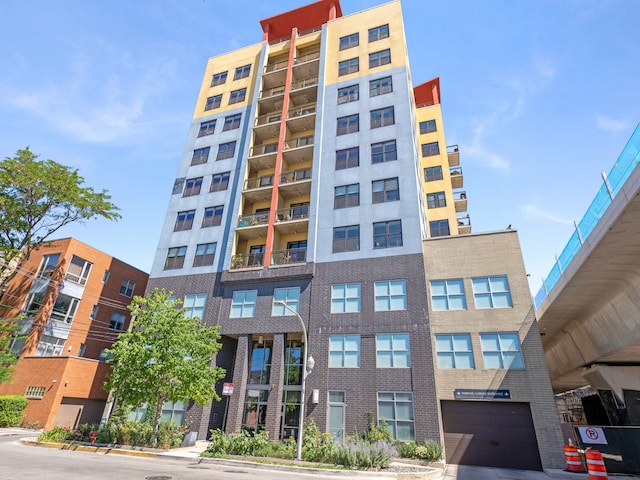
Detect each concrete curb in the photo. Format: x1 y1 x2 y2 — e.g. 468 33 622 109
21 439 158 458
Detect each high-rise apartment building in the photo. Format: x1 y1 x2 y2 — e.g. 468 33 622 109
147 0 563 470
0 238 148 429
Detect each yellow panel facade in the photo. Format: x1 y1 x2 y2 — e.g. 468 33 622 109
193 43 263 119
324 1 407 85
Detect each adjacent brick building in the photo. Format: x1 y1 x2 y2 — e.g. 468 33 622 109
0 238 148 429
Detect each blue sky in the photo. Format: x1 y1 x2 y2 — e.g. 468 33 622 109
1 0 639 295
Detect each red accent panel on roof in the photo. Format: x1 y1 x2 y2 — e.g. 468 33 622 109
260 0 342 42
414 77 441 106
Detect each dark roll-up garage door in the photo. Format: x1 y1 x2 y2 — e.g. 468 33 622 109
441 400 542 471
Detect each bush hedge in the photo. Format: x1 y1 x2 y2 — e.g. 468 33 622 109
0 395 28 427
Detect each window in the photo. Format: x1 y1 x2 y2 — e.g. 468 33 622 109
174 210 195 231
339 32 359 50
35 335 65 356
369 24 389 42
191 147 210 166
334 183 359 209
109 312 126 331
337 84 359 104
164 246 187 270
272 287 300 316
374 280 407 311
234 64 251 80
211 71 227 86
335 147 359 170
435 334 475 369
371 140 397 164
210 172 230 192
422 141 440 157
370 106 394 128
378 392 414 441
329 335 360 368
424 166 443 182
376 333 411 368
333 225 360 253
202 205 224 227
205 94 222 111
430 279 466 310
193 243 216 267
102 269 110 283
338 57 359 76
37 253 60 278
327 391 346 443
472 276 513 308
429 219 450 237
25 386 46 399
216 141 236 160
120 279 135 297
65 255 92 285
223 113 242 131
373 220 403 249
197 121 216 138
370 76 392 97
90 305 99 319
337 114 359 135
331 283 361 313
183 177 203 196
230 290 257 318
480 332 524 369
184 293 207 319
420 119 437 134
372 177 399 203
50 294 79 323
427 192 446 209
229 88 247 104
369 49 391 68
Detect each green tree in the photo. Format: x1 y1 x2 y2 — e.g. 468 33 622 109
0 148 120 294
105 289 225 447
0 305 22 383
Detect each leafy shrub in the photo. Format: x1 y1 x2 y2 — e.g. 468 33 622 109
256 439 295 459
301 418 338 463
396 440 417 459
156 422 184 449
66 423 100 442
358 416 392 444
396 439 442 461
335 439 396 469
227 429 270 456
38 426 72 443
204 429 231 457
0 395 28 427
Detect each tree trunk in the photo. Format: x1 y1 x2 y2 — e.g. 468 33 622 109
152 395 164 448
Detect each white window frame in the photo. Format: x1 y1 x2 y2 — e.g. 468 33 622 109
331 283 361 313
430 279 466 311
184 294 207 320
376 333 411 368
329 334 360 368
377 391 415 441
435 333 475 369
374 280 407 311
230 290 257 318
272 287 301 316
472 275 513 309
480 332 524 369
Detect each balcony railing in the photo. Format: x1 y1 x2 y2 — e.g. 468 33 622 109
288 103 316 119
280 168 311 185
271 248 307 266
250 143 279 157
447 144 460 167
259 85 286 100
285 135 314 150
457 215 471 227
293 51 320 65
230 252 264 270
264 59 289 73
454 191 467 201
290 76 318 91
245 175 274 191
237 212 269 228
255 112 282 127
276 204 310 222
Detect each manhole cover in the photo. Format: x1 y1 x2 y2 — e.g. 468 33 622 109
145 476 173 480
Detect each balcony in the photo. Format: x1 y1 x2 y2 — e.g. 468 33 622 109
258 85 286 114
289 76 318 106
283 135 314 165
447 145 460 167
271 247 307 266
262 59 288 88
292 51 320 79
454 191 467 213
248 142 278 172
254 112 281 141
230 252 265 270
279 168 312 198
275 204 309 235
243 175 274 203
287 103 316 133
450 166 463 189
236 212 269 240
457 214 471 234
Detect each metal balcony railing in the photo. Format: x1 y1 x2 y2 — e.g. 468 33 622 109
237 212 269 228
454 191 467 201
259 85 286 99
293 51 320 65
264 59 289 73
290 76 318 91
275 204 310 222
271 248 307 266
250 143 279 157
288 103 316 119
285 135 314 150
255 112 282 127
245 175 274 191
230 252 265 270
280 168 311 185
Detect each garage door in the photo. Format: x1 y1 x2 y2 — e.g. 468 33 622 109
441 401 542 471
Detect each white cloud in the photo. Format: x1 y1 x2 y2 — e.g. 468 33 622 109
519 203 574 226
596 114 628 133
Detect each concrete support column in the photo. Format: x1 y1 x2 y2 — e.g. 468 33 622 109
225 334 250 434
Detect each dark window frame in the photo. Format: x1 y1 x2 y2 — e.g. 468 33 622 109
372 177 399 204
211 71 228 86
371 139 397 164
229 88 247 105
216 141 236 160
193 242 217 267
337 84 359 104
234 64 251 80
337 114 359 135
164 246 187 270
370 76 393 97
368 24 389 42
339 32 359 50
174 209 196 231
197 120 216 137
373 219 403 249
334 183 360 209
205 94 222 111
333 225 360 253
336 147 360 170
191 146 210 165
183 177 203 197
424 166 443 182
370 106 395 129
202 205 224 227
338 57 359 76
210 172 230 192
369 49 391 68
427 191 446 209
223 113 242 131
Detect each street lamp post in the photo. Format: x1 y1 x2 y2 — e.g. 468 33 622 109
275 300 314 461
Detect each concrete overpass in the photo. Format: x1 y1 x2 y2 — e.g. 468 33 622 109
535 124 640 422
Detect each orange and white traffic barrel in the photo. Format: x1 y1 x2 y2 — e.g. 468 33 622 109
586 448 608 479
564 443 584 472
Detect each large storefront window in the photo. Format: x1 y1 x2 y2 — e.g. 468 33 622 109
243 340 273 433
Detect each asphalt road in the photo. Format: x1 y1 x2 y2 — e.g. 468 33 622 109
0 434 353 480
